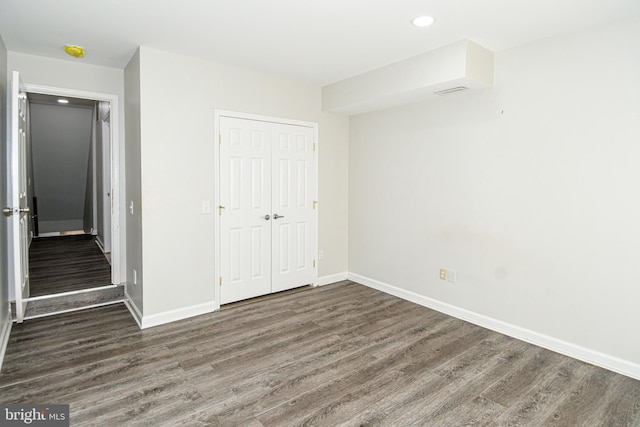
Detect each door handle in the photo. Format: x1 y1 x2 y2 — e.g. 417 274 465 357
263 214 270 220
5 207 30 216
274 214 284 219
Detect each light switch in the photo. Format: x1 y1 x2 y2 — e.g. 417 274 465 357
202 201 211 214
129 201 134 214
447 270 456 283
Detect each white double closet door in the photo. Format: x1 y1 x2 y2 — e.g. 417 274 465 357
219 116 317 304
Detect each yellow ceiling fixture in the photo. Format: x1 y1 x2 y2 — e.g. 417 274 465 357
64 45 85 58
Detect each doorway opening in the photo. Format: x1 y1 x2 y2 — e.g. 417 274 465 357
9 83 123 320
28 93 111 298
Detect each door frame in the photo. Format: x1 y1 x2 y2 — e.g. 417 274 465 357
24 83 123 285
213 110 319 309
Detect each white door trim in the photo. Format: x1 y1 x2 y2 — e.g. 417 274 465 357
213 110 319 309
23 83 123 285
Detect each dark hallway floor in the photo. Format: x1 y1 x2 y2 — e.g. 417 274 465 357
29 234 111 296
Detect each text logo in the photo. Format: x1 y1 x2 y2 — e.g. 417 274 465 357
0 405 69 426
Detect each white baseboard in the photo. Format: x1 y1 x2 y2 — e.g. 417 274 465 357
139 301 216 329
123 290 143 329
123 290 215 329
0 308 13 371
38 220 84 234
317 272 349 286
95 237 105 253
348 272 640 381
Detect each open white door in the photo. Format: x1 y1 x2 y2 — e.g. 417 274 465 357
4 71 30 322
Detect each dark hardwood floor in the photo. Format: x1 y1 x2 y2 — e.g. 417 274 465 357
29 235 112 296
1 281 639 426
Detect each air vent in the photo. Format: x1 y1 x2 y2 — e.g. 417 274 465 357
434 86 469 96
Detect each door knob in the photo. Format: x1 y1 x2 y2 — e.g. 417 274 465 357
274 214 284 219
263 214 270 220
4 207 30 217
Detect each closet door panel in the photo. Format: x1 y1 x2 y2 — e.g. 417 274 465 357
271 125 316 293
219 117 273 304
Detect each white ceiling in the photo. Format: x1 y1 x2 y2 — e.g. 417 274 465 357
1 0 639 85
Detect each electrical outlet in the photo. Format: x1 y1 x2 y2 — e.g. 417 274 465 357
319 250 324 260
439 268 447 280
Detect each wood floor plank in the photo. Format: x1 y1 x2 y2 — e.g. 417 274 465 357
255 354 404 426
260 331 508 426
541 365 632 426
178 320 321 372
0 344 199 404
599 374 640 426
70 363 201 426
1 281 638 426
492 358 593 426
481 345 566 407
227 311 443 400
345 333 523 426
221 352 383 425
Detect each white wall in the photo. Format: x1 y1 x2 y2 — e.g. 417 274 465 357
0 34 11 368
124 49 143 314
30 103 93 233
133 47 349 318
349 18 640 374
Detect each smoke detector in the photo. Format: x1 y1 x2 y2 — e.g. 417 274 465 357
64 45 85 58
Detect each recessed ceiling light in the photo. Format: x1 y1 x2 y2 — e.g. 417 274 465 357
411 16 435 27
64 45 85 58
57 99 69 104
